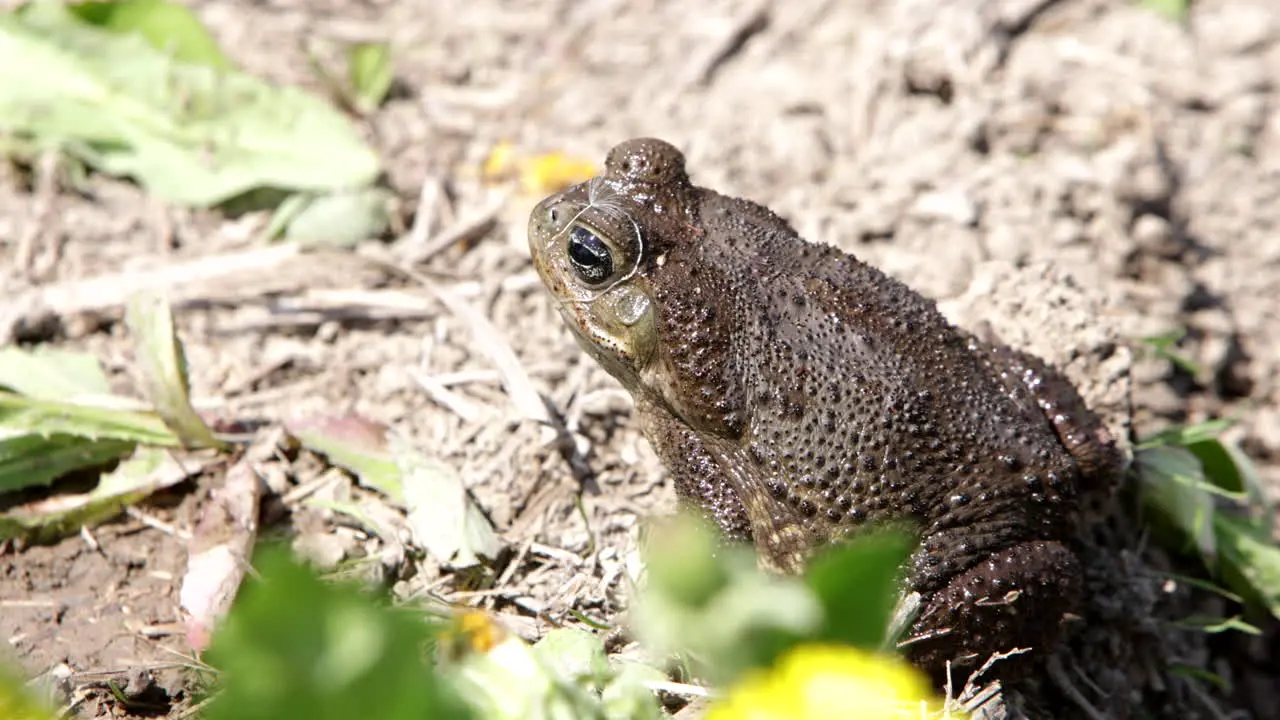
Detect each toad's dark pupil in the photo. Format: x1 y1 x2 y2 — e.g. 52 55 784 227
567 226 613 284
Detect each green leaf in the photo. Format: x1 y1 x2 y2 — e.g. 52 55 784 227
805 527 916 651
1171 614 1261 635
1220 440 1272 533
601 660 666 720
400 448 503 568
1138 419 1237 450
204 546 474 720
1158 571 1244 604
1169 664 1230 689
532 628 610 686
513 629 665 720
1214 512 1280 621
285 413 503 568
125 293 223 449
346 42 394 114
0 433 135 495
628 513 821 686
1136 445 1219 561
0 446 201 542
1185 439 1246 495
639 513 732 609
66 0 233 69
1138 328 1201 376
285 414 403 498
0 346 112 400
0 393 181 446
282 188 393 248
0 662 59 720
0 2 380 207
451 631 605 720
263 192 313 240
1139 0 1189 22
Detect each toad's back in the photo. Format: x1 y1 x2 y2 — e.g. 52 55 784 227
665 189 1081 587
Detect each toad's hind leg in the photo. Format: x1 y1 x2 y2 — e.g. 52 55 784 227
902 540 1082 683
970 335 1127 493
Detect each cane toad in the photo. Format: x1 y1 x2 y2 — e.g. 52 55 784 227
527 138 1122 677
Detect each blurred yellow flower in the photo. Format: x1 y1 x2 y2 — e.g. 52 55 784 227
706 644 961 720
456 610 506 653
482 141 598 195
518 152 597 195
437 609 509 662
482 141 518 180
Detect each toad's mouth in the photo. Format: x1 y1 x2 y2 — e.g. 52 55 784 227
547 278 658 393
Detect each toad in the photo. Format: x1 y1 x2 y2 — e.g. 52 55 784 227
527 138 1123 678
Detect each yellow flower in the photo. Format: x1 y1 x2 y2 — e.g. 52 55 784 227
517 152 597 195
482 141 518 181
482 141 598 195
706 644 961 720
456 610 506 653
437 610 509 662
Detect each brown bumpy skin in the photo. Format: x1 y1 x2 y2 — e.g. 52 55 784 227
527 138 1123 682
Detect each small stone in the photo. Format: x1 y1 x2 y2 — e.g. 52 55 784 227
912 190 980 227
1131 213 1173 250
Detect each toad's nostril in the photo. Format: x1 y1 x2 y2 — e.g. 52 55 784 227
548 205 562 225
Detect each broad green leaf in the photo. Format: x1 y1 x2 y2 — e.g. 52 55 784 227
1137 421 1272 529
0 433 134 495
1186 439 1246 495
284 414 403 498
285 413 502 567
0 347 112 400
66 0 233 69
454 627 664 720
805 527 916 651
532 628 610 686
601 660 666 720
1136 445 1218 561
1214 512 1280 621
0 3 380 207
282 188 393 248
347 42 393 114
400 447 503 568
637 512 731 608
0 446 201 542
0 393 180 446
205 546 473 720
629 513 821 686
451 628 604 720
125 293 222 449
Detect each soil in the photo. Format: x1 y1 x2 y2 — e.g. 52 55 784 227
2 0 1279 718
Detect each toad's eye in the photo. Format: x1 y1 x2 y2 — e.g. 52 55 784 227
567 225 613 285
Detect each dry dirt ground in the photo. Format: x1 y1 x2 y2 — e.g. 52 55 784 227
3 0 1280 718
